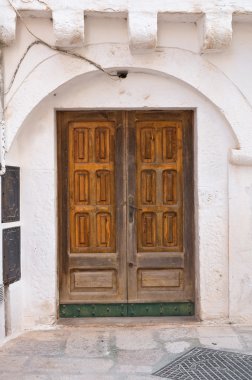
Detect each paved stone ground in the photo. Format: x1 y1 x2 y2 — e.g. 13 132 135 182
0 318 252 379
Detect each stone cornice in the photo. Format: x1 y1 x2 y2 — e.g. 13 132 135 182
1 0 252 52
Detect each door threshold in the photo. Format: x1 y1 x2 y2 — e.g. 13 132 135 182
58 315 198 328
59 302 194 318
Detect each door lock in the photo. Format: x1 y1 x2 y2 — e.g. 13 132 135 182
128 262 134 268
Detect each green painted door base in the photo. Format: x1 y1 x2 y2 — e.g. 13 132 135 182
59 302 194 318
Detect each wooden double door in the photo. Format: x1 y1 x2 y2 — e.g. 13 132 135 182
58 111 194 316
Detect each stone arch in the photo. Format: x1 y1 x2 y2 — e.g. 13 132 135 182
5 45 252 165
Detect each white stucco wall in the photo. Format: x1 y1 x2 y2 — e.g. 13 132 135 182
0 7 252 338
229 166 252 323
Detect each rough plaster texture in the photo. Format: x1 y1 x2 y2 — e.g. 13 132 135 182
0 6 252 341
229 166 252 323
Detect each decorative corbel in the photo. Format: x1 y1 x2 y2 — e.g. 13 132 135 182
0 5 16 46
198 11 233 53
52 9 85 48
230 149 252 166
128 11 157 54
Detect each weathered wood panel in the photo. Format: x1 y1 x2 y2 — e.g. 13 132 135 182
127 111 194 303
58 112 126 303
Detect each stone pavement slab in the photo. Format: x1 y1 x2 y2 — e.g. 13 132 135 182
0 319 251 379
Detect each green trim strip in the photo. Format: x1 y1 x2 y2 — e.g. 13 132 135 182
59 302 194 318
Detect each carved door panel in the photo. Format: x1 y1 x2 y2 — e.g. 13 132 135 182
58 111 194 308
58 112 127 303
127 112 194 303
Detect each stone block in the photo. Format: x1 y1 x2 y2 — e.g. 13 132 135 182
128 11 157 53
53 9 85 48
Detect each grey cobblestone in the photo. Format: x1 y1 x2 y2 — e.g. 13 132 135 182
0 321 251 379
